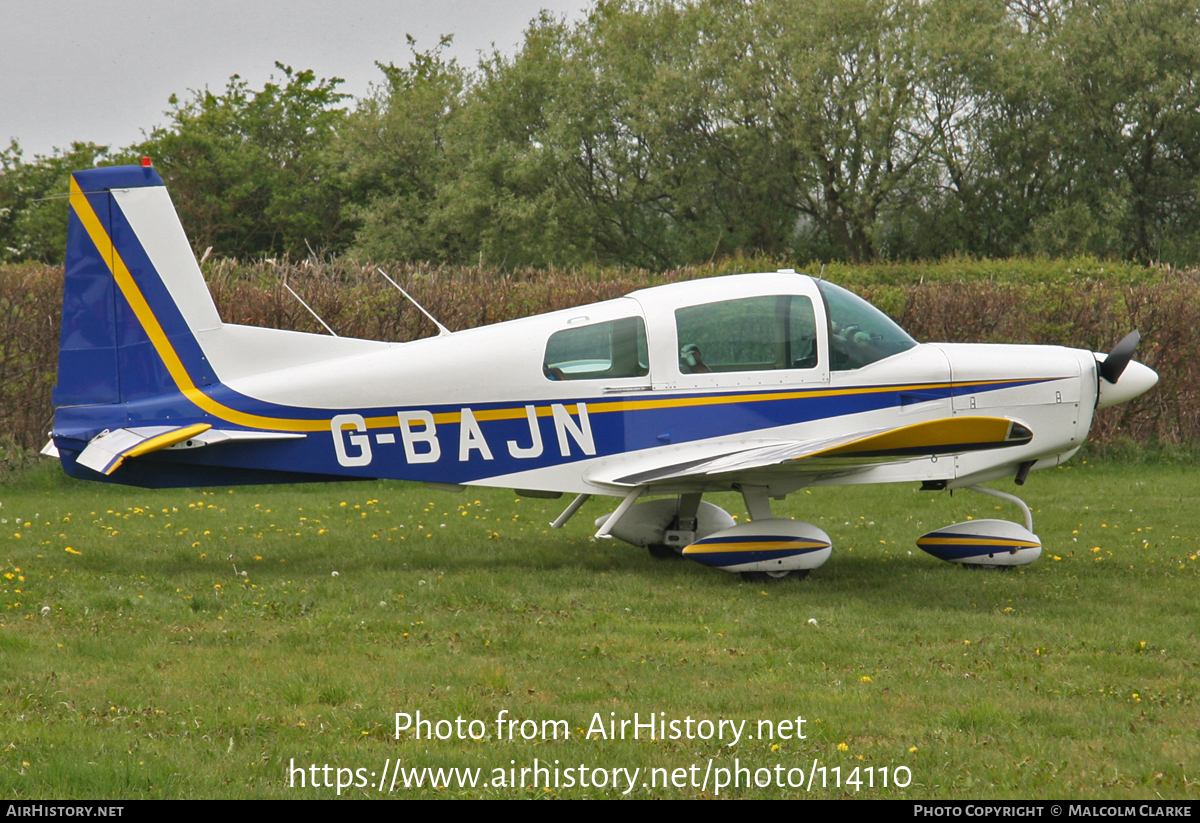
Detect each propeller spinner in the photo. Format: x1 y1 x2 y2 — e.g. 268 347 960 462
1095 330 1158 409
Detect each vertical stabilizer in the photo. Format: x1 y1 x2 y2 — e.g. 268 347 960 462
56 165 222 407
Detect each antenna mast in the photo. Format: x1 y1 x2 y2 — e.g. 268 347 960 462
282 282 338 337
377 268 452 336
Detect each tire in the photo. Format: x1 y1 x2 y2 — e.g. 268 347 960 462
739 570 809 582
647 544 683 559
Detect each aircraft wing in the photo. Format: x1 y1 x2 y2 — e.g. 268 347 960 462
603 417 1033 487
75 424 305 475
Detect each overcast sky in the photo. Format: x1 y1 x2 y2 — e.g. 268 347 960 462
1 0 590 158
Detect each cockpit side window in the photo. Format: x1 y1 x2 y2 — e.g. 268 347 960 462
544 316 649 380
675 295 819 374
816 280 917 371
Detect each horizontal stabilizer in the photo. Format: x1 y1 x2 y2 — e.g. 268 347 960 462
77 424 213 475
609 417 1032 487
162 429 307 449
76 425 308 475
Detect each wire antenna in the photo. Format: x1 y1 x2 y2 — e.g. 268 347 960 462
282 282 338 337
377 268 452 336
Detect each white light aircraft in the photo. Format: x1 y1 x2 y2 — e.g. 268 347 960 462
46 162 1159 579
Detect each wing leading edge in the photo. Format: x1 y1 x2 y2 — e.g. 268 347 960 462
605 417 1033 487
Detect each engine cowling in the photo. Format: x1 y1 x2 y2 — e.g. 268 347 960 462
916 519 1041 567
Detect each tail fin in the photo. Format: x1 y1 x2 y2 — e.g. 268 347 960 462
56 164 222 407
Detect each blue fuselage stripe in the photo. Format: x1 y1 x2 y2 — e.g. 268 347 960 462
55 377 1053 485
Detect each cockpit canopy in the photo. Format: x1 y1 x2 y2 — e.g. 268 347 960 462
540 274 919 383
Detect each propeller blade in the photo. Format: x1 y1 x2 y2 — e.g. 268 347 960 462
1099 330 1141 383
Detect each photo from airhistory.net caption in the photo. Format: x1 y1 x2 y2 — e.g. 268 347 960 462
293 708 909 795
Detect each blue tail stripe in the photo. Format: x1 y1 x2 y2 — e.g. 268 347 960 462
56 193 120 406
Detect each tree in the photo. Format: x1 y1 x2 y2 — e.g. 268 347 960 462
0 140 117 264
136 64 351 257
1055 0 1200 263
339 36 472 263
712 0 944 263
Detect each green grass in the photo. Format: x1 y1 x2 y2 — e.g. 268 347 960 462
0 458 1196 798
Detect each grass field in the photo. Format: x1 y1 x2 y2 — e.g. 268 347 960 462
0 457 1196 799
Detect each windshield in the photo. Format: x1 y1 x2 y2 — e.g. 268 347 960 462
816 281 917 371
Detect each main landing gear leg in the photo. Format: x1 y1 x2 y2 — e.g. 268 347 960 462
740 485 774 523
648 492 703 559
